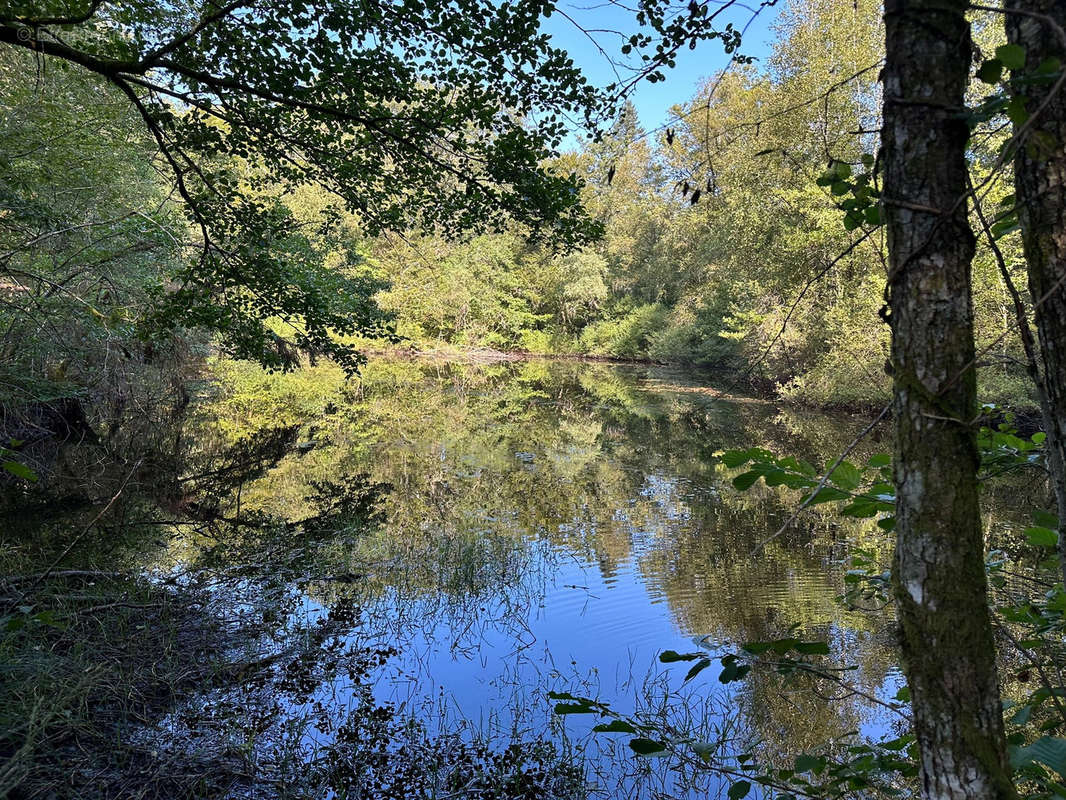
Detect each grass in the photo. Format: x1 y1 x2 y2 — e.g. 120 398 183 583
0 570 256 799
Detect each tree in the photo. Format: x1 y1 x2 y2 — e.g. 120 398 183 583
0 50 186 396
882 0 1014 796
1005 0 1066 580
0 0 608 368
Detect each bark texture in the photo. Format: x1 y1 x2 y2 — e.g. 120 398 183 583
1006 0 1066 582
883 0 1014 798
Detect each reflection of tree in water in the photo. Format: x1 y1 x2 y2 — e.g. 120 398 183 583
4 358 1034 796
199 358 899 610
193 361 908 755
184 358 1026 792
736 656 900 770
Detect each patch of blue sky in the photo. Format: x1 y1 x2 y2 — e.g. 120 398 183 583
540 0 782 142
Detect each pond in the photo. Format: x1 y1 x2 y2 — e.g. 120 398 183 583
133 356 905 798
6 356 921 798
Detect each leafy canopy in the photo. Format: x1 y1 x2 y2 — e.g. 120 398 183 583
0 0 614 367
0 0 771 368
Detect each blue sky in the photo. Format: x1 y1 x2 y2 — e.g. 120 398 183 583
543 1 781 136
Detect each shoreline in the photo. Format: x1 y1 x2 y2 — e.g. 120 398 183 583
355 343 1044 424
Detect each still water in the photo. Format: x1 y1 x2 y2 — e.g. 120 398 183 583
163 357 905 797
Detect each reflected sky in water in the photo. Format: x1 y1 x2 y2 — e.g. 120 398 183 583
180 358 906 797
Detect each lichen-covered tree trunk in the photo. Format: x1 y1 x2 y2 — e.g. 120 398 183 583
1006 0 1066 583
883 0 1014 797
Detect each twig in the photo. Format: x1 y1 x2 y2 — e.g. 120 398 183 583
996 617 1066 725
80 601 162 614
0 569 125 585
11 460 141 605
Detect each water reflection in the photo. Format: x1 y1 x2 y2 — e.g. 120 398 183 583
170 357 904 797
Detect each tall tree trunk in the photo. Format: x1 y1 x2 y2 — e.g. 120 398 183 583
1006 0 1066 583
882 0 1014 797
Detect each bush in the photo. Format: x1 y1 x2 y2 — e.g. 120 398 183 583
579 304 670 359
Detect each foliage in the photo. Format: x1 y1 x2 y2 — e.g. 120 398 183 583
0 51 186 392
0 0 629 368
342 0 1036 414
1 0 1044 410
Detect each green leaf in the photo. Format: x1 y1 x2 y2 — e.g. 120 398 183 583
996 44 1027 70
781 473 816 490
1011 736 1066 776
1025 526 1059 548
762 469 788 487
733 471 761 491
721 449 752 468
1007 96 1030 125
794 754 827 774
867 453 891 468
728 780 752 800
816 170 836 187
881 735 914 751
1032 432 1047 444
991 213 1020 239
805 486 851 505
841 500 879 518
794 641 830 655
977 59 1004 84
2 460 38 482
629 738 669 756
1037 57 1062 75
1033 510 1059 529
593 720 637 733
828 461 862 490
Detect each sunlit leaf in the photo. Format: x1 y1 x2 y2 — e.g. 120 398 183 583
1025 526 1058 548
